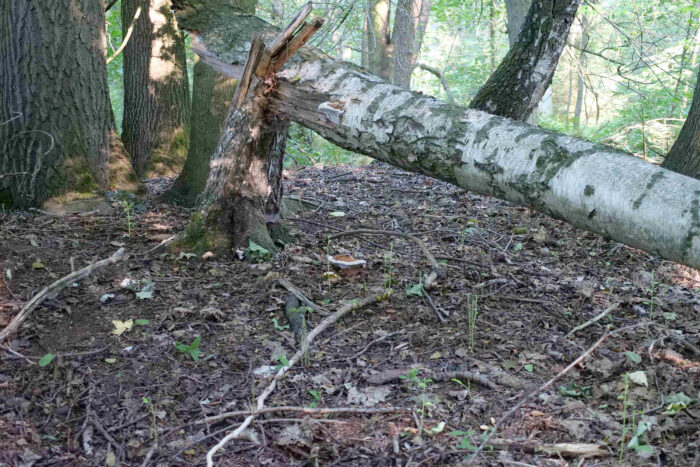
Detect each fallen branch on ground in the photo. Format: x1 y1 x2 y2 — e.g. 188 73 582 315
198 405 408 425
278 278 328 314
489 438 608 458
566 303 620 337
205 290 392 466
0 248 125 344
466 328 611 464
364 366 500 390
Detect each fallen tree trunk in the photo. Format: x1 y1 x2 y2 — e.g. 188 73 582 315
170 2 700 269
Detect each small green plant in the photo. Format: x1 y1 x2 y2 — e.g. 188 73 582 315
405 282 424 297
618 372 633 462
449 429 478 451
272 318 289 330
325 235 332 292
274 354 291 371
245 240 270 262
466 293 479 349
174 336 202 361
121 200 135 237
627 420 654 455
383 241 395 291
400 368 433 443
142 396 158 442
451 377 471 395
308 389 321 408
38 353 54 367
400 368 422 389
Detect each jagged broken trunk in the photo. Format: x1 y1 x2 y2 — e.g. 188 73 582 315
178 10 321 254
171 2 700 269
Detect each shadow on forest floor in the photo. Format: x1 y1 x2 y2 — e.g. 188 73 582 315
1 163 699 466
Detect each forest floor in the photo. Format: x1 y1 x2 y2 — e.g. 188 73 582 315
1 163 699 467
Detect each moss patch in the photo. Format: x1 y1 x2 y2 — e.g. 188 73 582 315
172 212 230 256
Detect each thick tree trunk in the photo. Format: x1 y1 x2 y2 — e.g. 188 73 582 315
170 3 700 269
1 0 112 208
470 0 579 121
165 0 257 206
392 0 430 89
121 0 191 177
164 60 239 206
662 66 700 179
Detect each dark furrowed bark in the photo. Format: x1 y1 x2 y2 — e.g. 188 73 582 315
164 61 238 206
662 66 700 179
1 0 112 208
121 0 191 177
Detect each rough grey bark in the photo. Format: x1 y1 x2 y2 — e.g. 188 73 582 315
171 3 700 269
1 0 112 208
121 0 191 176
392 0 430 89
470 0 580 121
662 66 700 179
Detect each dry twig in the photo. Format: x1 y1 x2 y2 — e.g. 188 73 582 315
466 328 611 463
205 290 391 465
566 303 619 337
0 248 125 344
198 405 407 425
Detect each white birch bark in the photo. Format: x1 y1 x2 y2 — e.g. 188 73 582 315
170 3 700 269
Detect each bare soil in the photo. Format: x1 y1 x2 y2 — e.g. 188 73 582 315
1 164 699 466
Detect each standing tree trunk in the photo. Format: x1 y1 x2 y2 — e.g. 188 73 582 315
163 60 239 205
121 0 191 177
170 2 700 269
662 66 700 179
470 0 580 121
1 0 112 208
164 0 257 206
573 15 588 130
392 0 431 89
488 0 497 72
176 10 323 254
367 0 392 79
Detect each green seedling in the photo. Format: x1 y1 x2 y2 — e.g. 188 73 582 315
618 373 634 462
308 389 321 408
405 282 424 297
38 353 54 367
326 235 332 292
272 318 289 330
142 396 158 442
245 240 270 262
383 241 395 292
174 336 202 361
558 381 591 398
449 430 478 451
274 354 290 371
120 200 135 237
466 293 479 349
627 420 654 455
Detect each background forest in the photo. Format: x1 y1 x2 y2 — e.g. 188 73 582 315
104 0 699 167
